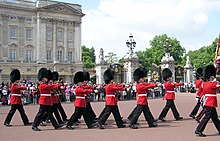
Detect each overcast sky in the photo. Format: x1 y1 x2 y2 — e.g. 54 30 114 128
61 0 220 60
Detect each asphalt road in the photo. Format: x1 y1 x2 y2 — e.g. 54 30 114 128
0 93 220 141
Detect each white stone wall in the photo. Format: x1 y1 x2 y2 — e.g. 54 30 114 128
0 0 84 82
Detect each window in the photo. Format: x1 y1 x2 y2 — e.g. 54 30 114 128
57 51 63 60
68 31 73 42
26 50 32 60
25 18 32 23
26 28 32 40
47 50 52 60
10 16 17 21
68 52 73 61
10 27 17 39
57 30 63 41
10 49 16 60
46 29 52 41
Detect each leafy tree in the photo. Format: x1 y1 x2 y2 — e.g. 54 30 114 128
136 34 185 70
82 45 96 68
184 38 218 68
105 52 118 65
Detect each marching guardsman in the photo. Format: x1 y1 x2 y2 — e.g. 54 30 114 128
127 68 157 124
48 70 63 125
83 71 97 122
66 71 94 130
195 65 220 137
95 69 126 129
189 68 204 119
158 68 183 122
4 69 32 127
32 68 62 131
52 71 69 123
128 67 157 129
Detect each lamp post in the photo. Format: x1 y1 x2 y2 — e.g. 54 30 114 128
126 33 136 58
163 39 172 57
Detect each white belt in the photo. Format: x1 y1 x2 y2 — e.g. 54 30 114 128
166 91 175 93
11 94 22 97
138 94 148 97
106 95 115 97
205 94 217 97
41 94 51 96
76 96 85 99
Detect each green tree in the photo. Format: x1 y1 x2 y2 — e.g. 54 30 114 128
136 34 185 70
82 45 96 68
184 38 218 68
105 52 118 65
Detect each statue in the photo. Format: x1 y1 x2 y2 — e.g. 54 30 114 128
186 56 191 65
99 48 104 61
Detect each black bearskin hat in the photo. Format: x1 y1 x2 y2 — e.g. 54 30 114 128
162 68 172 81
203 65 216 81
195 68 203 80
47 70 53 81
133 68 144 82
38 68 49 81
10 69 21 83
142 68 148 77
74 71 84 84
83 71 90 81
104 69 114 84
53 71 59 81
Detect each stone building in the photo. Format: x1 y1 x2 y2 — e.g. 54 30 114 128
0 0 84 83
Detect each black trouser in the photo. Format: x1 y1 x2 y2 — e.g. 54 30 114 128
190 97 201 116
32 105 59 128
128 105 138 120
41 104 64 124
67 107 93 128
98 105 124 127
196 107 206 121
4 104 29 125
52 103 63 124
56 102 68 121
196 106 220 133
85 102 96 121
130 105 155 126
159 100 180 119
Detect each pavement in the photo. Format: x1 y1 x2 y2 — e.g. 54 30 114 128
0 93 220 141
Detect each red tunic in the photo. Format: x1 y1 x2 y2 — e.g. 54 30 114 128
82 85 94 103
136 83 155 105
10 84 27 105
195 79 203 98
74 86 92 107
51 83 60 104
38 83 58 106
105 84 124 106
164 81 183 100
200 81 220 107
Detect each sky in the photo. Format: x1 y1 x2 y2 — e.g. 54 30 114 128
60 0 220 60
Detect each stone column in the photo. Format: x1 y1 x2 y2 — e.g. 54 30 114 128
96 63 108 84
36 14 46 63
184 56 194 83
74 22 82 63
160 53 176 82
63 21 68 61
1 14 9 45
0 69 2 83
124 57 139 83
53 20 57 62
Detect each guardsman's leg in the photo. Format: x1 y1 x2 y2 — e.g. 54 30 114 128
4 105 17 126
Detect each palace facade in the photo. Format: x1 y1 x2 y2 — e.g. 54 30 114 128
0 0 84 83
